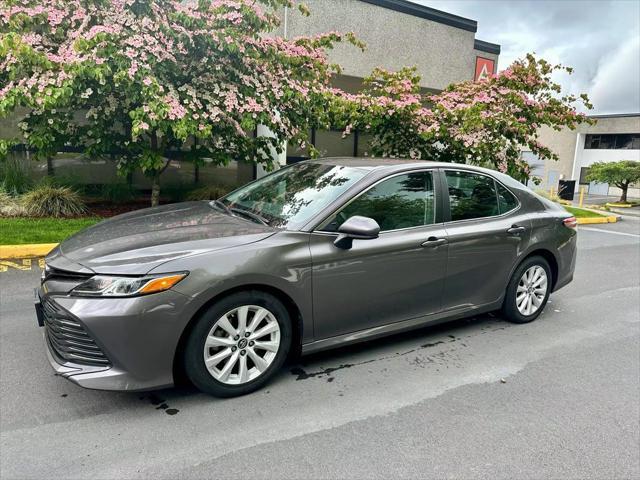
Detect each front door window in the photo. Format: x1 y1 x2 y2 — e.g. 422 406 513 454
323 171 436 231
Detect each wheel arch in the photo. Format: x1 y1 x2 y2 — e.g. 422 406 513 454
172 284 304 385
518 248 559 290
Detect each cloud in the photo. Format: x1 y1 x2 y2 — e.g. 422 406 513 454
589 37 640 114
412 0 640 114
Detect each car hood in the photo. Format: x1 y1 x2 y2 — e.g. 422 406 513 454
48 201 275 275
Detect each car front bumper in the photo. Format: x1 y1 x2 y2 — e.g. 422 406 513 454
39 288 195 391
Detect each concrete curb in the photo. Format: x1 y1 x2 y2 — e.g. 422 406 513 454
609 208 640 217
605 203 637 208
0 243 57 259
576 216 618 225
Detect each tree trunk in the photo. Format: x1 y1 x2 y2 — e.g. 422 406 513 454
620 184 628 203
46 156 54 176
151 170 160 207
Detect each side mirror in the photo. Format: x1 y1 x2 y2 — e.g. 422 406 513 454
334 215 380 249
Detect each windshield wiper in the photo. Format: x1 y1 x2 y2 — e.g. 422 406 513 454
211 199 233 216
230 206 270 226
211 199 270 226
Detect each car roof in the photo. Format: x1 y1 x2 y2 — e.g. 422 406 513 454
305 157 528 190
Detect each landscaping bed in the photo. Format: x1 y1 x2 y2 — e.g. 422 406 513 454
563 206 607 218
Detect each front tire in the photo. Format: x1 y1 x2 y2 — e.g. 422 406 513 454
183 291 292 397
502 256 552 324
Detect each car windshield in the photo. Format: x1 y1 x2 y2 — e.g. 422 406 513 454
217 162 368 229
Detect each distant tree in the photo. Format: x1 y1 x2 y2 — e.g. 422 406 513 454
0 0 361 206
586 160 640 203
327 54 594 182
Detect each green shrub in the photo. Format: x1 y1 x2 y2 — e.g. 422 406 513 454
0 156 32 195
44 173 88 194
21 184 86 217
534 188 560 203
186 184 232 201
99 182 136 203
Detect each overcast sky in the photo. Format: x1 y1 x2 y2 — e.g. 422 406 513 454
413 0 640 115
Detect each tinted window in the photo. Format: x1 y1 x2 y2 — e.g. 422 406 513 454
446 171 499 221
584 133 640 150
579 167 590 185
222 163 367 229
497 183 518 214
323 172 435 232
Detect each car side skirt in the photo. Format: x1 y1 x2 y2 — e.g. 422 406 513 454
301 301 502 355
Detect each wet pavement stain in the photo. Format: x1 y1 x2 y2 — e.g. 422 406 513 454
139 393 180 415
290 334 464 381
290 362 368 380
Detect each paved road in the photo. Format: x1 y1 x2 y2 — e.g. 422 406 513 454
1 219 639 479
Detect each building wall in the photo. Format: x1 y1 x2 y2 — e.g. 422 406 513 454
533 114 640 198
278 0 498 90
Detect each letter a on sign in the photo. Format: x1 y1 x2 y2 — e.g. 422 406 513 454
475 57 495 82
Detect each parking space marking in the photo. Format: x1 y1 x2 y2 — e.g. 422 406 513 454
0 258 45 273
579 227 640 238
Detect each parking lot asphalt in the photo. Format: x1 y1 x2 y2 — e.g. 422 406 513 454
1 218 639 480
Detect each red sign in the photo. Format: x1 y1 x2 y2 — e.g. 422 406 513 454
475 57 495 82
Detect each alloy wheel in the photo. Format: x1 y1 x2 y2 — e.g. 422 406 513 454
516 265 548 316
203 305 281 385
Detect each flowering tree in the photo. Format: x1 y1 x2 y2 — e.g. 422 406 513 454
0 0 361 205
328 54 593 181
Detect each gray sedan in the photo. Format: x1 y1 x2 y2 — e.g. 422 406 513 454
36 158 577 397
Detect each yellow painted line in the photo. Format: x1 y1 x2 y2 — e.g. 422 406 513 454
0 243 58 259
0 258 46 273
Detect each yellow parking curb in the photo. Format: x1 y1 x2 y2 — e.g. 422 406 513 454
0 243 58 259
606 202 634 208
576 216 618 225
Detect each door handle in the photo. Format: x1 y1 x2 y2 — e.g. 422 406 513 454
421 237 448 248
507 225 526 235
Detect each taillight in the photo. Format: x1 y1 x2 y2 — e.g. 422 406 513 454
563 216 577 229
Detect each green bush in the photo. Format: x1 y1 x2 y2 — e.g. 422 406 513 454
99 182 136 203
0 156 32 195
186 184 232 201
535 188 560 203
21 184 86 217
44 173 88 194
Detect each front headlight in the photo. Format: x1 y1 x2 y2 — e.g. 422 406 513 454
71 272 187 297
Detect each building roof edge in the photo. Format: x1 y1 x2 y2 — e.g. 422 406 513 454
358 0 478 32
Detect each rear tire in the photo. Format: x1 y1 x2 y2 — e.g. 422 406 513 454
502 256 552 324
183 291 292 397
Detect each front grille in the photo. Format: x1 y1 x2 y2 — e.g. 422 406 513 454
44 265 92 283
43 297 110 366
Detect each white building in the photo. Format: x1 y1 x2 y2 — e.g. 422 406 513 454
528 113 640 199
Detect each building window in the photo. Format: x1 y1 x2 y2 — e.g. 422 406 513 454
579 167 590 185
584 133 640 150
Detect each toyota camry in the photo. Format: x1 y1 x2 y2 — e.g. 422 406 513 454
36 158 577 397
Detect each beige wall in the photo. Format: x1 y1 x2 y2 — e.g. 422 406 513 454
535 126 579 182
278 0 494 90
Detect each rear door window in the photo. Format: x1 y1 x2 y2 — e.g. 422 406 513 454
496 183 519 214
445 170 499 221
